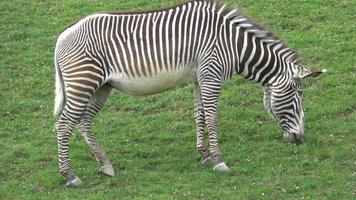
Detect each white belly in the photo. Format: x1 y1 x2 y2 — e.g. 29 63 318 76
108 68 196 96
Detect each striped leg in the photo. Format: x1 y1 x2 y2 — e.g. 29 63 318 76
56 99 89 187
200 79 230 172
78 84 114 176
194 83 212 164
79 84 115 176
55 59 105 186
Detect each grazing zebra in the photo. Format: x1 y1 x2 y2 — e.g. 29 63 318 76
54 0 326 186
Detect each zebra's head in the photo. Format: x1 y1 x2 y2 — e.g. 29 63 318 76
263 65 326 142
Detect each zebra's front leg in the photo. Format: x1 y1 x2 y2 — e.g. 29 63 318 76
200 80 230 172
194 83 212 165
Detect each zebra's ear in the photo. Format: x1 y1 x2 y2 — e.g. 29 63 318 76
298 67 327 79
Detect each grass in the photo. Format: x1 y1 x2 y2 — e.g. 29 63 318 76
0 0 355 199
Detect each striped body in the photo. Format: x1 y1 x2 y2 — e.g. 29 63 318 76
54 0 325 186
57 3 218 96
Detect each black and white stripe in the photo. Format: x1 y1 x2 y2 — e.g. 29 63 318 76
54 0 325 186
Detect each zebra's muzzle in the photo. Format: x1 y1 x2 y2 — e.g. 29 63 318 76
283 132 304 143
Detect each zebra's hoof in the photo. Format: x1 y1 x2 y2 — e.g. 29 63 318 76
100 163 115 177
201 156 213 165
66 175 82 187
213 162 230 172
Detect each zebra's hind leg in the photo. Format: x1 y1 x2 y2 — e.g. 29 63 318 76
194 83 212 165
78 84 115 176
200 80 230 172
56 61 105 186
57 103 89 187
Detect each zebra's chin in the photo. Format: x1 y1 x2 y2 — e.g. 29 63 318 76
283 132 304 143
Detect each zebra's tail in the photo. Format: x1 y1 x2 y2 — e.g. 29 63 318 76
54 53 65 117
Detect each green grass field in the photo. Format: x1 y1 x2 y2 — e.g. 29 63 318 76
0 0 355 199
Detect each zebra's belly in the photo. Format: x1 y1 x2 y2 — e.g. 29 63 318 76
108 68 196 96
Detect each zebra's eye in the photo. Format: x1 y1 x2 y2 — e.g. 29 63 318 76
292 80 303 94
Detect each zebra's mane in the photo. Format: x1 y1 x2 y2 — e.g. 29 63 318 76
214 0 299 64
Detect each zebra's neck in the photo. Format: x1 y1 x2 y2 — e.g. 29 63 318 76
217 3 299 86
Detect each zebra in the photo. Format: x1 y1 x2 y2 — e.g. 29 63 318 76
54 0 326 186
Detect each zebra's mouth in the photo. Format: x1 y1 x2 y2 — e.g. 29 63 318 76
283 132 304 143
